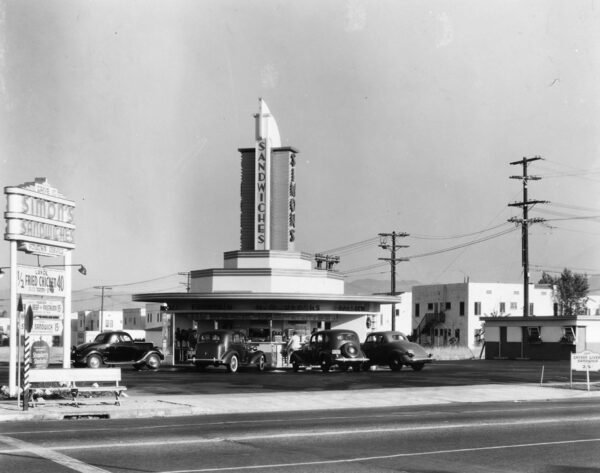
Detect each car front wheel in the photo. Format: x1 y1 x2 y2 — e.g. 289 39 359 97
227 355 239 373
86 354 102 369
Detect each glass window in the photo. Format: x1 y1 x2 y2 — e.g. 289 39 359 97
474 302 481 316
499 302 506 313
427 303 434 311
459 302 465 316
390 333 407 341
510 302 518 310
445 302 451 310
415 303 420 318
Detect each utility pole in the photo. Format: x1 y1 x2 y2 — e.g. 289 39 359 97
178 272 191 293
508 156 548 317
378 232 409 331
94 286 112 332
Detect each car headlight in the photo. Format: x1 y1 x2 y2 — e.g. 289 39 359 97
406 350 415 358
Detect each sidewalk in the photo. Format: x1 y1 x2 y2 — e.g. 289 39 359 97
1 383 599 422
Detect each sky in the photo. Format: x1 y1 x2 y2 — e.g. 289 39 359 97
1 0 599 312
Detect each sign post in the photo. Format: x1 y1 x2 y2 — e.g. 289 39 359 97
570 351 600 391
4 178 77 397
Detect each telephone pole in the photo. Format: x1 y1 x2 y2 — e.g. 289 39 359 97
508 156 548 317
378 232 409 331
94 286 112 332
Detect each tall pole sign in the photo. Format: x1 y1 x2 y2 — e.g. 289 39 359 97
254 99 281 250
4 178 76 397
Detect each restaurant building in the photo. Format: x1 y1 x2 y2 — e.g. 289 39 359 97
133 100 399 364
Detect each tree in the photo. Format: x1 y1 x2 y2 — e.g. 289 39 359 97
538 269 590 316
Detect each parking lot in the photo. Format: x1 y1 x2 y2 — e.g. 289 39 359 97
113 358 599 396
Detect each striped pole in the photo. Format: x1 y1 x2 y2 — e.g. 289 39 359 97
23 306 33 411
23 331 31 410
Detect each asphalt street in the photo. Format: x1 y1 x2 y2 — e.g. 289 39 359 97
1 399 600 472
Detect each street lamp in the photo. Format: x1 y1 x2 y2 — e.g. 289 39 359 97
43 264 87 275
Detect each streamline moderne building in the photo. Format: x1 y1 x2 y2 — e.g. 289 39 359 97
133 100 398 363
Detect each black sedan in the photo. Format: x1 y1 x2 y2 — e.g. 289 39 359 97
362 331 433 371
72 331 164 370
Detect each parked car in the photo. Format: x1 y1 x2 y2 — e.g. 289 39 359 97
71 331 164 370
290 329 368 373
362 331 432 371
194 329 266 373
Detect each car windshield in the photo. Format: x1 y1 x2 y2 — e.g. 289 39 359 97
336 333 358 342
199 332 221 342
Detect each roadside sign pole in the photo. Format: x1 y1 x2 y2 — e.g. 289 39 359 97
23 306 33 411
16 295 23 407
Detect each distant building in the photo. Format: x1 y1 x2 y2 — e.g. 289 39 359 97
411 282 556 350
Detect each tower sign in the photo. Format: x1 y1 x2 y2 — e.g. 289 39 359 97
254 99 281 249
241 99 298 252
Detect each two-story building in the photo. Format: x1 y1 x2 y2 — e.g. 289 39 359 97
411 282 555 350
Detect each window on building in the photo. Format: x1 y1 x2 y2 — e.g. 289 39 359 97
415 303 420 318
529 303 534 316
510 302 518 310
445 302 451 311
148 313 152 323
513 291 520 295
90 320 94 330
499 302 506 314
474 302 481 316
527 327 541 343
486 290 492 294
107 320 113 328
427 303 434 311
459 302 465 316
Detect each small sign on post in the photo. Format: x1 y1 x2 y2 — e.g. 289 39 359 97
571 350 600 391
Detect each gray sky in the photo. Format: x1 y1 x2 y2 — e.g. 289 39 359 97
1 0 599 311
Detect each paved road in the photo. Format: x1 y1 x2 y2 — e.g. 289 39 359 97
1 399 599 472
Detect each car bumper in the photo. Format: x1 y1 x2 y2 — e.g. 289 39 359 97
333 356 369 363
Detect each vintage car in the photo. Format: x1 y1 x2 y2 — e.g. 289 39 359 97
290 329 368 373
194 329 266 373
362 331 432 371
71 331 164 369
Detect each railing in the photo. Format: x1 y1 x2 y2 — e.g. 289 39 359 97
415 312 446 342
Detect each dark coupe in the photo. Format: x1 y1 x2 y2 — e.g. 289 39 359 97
71 331 164 370
362 331 432 371
194 329 266 373
290 329 368 373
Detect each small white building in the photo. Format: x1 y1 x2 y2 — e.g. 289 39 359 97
411 282 556 350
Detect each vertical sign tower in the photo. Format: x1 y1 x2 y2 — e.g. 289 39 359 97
240 99 298 252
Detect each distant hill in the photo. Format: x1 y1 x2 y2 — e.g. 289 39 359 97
345 278 420 295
